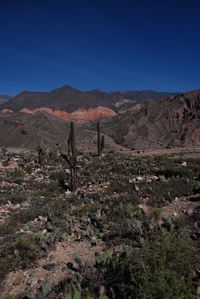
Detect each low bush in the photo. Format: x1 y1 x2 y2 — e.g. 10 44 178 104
5 192 26 204
107 179 133 194
155 166 193 178
0 235 41 280
102 230 200 299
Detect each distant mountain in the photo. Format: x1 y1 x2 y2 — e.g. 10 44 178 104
0 86 104 112
0 94 12 105
0 89 200 150
102 90 200 149
88 89 176 103
0 85 176 121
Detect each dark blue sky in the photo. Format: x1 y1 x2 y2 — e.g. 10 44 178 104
0 0 200 95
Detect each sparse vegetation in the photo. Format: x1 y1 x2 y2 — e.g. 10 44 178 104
1 149 200 298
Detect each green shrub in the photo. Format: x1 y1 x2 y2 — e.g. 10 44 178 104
51 198 69 216
155 166 193 178
11 235 40 268
107 179 133 194
9 168 24 181
0 235 41 280
5 192 26 204
103 230 200 299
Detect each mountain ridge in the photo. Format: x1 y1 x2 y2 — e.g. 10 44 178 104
0 85 177 113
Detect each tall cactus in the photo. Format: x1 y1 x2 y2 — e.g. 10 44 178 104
70 122 77 191
67 131 71 155
38 141 46 165
61 122 77 191
97 121 101 156
101 135 105 152
70 121 76 158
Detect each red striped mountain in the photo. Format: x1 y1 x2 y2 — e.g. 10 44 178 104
0 86 175 121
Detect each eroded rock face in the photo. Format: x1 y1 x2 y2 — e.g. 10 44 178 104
10 106 116 121
70 106 116 121
0 109 13 115
105 90 200 149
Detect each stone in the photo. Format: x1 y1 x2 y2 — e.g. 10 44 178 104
136 176 143 182
42 229 47 235
146 178 152 183
187 209 193 216
30 278 39 288
21 201 30 208
65 190 72 195
159 175 167 182
135 185 139 191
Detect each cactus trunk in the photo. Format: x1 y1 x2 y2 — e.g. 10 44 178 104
97 121 101 156
101 135 105 152
38 142 46 165
70 122 76 158
69 122 77 191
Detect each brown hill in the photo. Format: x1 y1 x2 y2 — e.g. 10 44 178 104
0 86 176 121
0 86 103 112
102 91 200 149
0 111 95 149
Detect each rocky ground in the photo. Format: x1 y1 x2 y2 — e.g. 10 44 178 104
1 147 200 298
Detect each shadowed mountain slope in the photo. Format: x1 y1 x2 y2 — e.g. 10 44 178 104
102 91 200 149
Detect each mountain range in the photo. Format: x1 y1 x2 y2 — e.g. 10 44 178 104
0 86 176 121
0 85 200 150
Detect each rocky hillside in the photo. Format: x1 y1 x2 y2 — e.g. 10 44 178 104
0 86 175 121
0 111 96 149
103 91 200 149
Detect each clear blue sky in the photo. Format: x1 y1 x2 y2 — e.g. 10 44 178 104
0 0 200 95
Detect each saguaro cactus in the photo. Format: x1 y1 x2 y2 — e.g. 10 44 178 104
70 121 77 191
70 121 76 158
101 135 105 152
61 122 77 191
97 121 101 156
67 131 71 155
38 141 46 165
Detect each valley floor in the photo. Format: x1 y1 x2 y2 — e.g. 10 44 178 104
0 147 200 298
